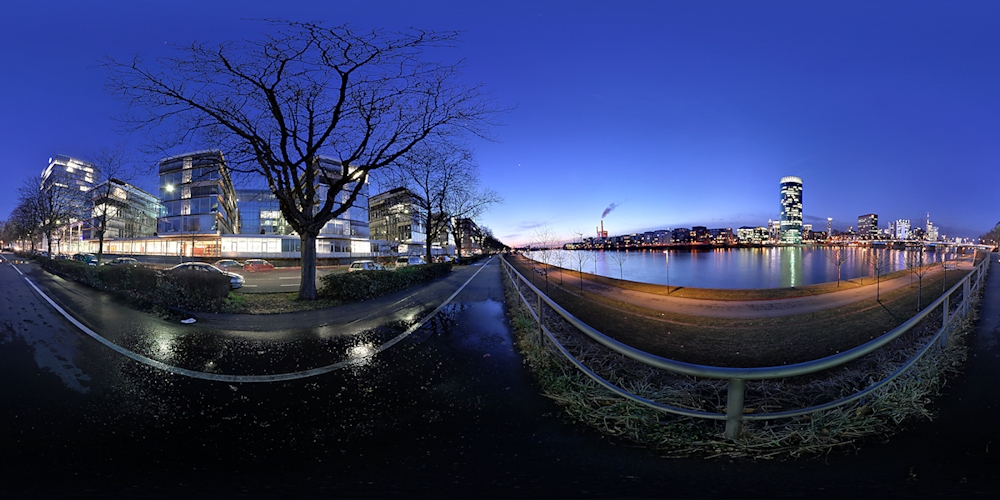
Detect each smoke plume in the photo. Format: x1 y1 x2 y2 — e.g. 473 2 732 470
601 202 619 219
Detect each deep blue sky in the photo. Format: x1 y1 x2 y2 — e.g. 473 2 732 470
2 0 998 245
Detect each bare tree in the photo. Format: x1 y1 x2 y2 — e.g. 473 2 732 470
5 202 37 251
979 222 1000 249
529 224 560 292
827 244 849 287
550 248 568 284
389 141 502 265
570 250 595 292
18 176 82 258
908 250 933 310
88 144 138 264
107 21 501 299
866 246 888 302
608 249 629 280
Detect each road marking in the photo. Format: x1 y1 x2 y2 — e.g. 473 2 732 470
242 284 258 287
278 277 298 279
20 256 494 383
279 284 298 287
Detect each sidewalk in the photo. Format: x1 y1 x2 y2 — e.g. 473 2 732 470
516 254 976 319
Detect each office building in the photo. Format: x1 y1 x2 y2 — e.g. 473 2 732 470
893 219 911 240
454 217 482 256
158 150 240 236
85 178 160 244
369 187 427 254
779 176 803 244
858 214 878 240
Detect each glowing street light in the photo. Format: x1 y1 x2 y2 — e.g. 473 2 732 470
664 249 670 294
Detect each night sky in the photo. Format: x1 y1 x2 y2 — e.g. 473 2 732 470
2 0 998 245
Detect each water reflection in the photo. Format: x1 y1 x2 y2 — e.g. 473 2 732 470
527 246 966 289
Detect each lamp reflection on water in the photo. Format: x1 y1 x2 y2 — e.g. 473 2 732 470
348 342 376 366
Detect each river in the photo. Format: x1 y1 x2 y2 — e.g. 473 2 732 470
525 246 965 289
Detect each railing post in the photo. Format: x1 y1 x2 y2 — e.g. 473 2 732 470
963 279 971 318
537 293 544 345
725 378 745 439
942 294 950 348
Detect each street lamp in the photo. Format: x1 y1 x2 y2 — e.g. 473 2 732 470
664 249 670 294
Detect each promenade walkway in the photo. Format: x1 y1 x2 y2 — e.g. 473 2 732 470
517 253 977 318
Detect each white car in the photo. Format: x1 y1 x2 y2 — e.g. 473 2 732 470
395 256 426 267
348 260 385 272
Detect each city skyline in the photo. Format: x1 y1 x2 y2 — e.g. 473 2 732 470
2 1 999 245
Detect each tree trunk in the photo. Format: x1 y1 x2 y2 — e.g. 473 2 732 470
917 276 922 311
425 212 434 264
97 227 105 263
299 233 318 300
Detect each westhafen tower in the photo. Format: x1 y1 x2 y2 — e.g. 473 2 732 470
779 176 803 244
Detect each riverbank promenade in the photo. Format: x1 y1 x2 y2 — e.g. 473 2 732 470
515 253 978 319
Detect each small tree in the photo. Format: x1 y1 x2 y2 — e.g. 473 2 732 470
550 248 568 284
826 244 849 287
866 247 888 302
608 249 629 279
570 250 595 292
908 250 933 310
531 225 559 293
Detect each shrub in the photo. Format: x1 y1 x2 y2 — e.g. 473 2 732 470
39 258 101 287
98 265 160 297
319 263 452 302
155 269 232 311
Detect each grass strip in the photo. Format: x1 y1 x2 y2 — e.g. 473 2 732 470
503 261 980 458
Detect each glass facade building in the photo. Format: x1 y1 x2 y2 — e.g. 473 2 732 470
157 150 240 236
369 187 426 253
779 176 803 244
858 213 879 240
85 179 160 241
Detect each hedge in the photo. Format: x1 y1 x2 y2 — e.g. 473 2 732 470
318 263 452 302
36 259 231 312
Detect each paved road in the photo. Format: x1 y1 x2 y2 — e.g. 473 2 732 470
1 252 999 497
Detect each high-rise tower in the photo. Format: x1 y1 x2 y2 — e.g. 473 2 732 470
779 176 803 244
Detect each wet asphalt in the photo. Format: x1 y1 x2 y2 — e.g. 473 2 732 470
1 252 1000 498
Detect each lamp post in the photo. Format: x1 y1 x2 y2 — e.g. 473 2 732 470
664 249 670 294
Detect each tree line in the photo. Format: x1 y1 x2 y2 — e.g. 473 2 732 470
4 20 506 300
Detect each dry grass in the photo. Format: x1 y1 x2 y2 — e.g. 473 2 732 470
503 259 981 458
221 292 341 314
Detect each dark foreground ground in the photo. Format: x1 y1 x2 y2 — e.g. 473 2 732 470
1 253 999 498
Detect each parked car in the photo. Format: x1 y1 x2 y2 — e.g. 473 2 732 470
434 255 454 263
167 262 245 289
348 260 385 272
105 257 139 267
394 256 426 268
243 259 275 272
72 253 98 266
213 259 243 270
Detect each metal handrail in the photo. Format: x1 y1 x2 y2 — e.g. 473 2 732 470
501 252 990 438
